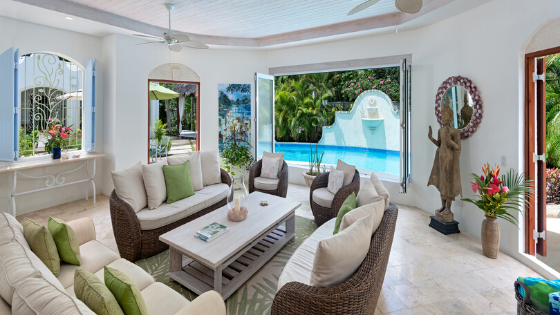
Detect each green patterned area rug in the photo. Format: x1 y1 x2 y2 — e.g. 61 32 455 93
135 216 318 315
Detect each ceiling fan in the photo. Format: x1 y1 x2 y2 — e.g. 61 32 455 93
133 3 208 51
348 0 423 16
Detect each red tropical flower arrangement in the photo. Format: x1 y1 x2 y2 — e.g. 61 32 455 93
43 118 74 153
461 163 533 227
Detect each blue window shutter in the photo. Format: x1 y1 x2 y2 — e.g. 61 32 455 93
0 48 18 162
84 58 97 152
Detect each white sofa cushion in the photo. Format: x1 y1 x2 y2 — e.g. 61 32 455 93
336 160 356 186
357 180 379 207
0 296 10 315
58 240 120 289
310 214 374 287
340 197 385 232
66 258 155 298
261 156 280 179
200 149 221 186
112 162 148 213
277 218 336 291
0 212 28 249
312 187 335 208
12 276 95 315
262 151 284 178
141 282 190 315
0 242 64 305
370 172 390 210
253 177 279 191
142 160 168 209
174 291 226 315
167 152 204 191
327 166 344 195
136 183 229 230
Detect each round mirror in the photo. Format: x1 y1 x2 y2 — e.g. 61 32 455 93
435 76 483 140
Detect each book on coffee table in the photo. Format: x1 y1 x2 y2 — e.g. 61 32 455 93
195 222 228 243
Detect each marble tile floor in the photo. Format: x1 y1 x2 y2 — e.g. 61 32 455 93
16 184 543 314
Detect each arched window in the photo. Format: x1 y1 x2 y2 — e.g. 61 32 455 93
18 52 85 157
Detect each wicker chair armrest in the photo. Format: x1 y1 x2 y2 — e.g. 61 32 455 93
278 161 289 190
249 160 262 193
331 171 361 211
109 190 142 261
272 282 336 315
220 168 232 187
514 281 534 309
310 172 330 191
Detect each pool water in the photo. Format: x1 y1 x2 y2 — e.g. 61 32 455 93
269 142 400 176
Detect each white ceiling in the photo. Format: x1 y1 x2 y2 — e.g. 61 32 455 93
67 0 402 38
2 0 494 47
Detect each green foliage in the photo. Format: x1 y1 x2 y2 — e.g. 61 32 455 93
274 68 400 143
546 54 560 167
308 144 325 176
151 119 168 142
462 164 533 227
547 168 560 204
220 139 253 176
19 127 36 157
170 127 179 136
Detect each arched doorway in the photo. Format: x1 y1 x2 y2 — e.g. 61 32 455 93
147 63 201 163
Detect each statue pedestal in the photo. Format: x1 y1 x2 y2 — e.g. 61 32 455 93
429 216 460 235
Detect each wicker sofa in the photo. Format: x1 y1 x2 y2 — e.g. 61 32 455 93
310 169 361 226
249 159 289 197
0 212 226 315
272 203 398 315
110 168 231 261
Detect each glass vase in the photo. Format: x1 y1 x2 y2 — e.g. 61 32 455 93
227 175 249 211
52 147 62 159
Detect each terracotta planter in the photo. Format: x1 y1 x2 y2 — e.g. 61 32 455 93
302 171 316 187
481 216 500 259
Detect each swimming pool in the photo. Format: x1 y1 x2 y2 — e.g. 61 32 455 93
263 142 400 176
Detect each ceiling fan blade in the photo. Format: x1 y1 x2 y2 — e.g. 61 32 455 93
171 34 191 43
136 41 166 46
182 41 209 49
133 34 165 40
395 0 423 14
348 0 381 15
168 44 183 52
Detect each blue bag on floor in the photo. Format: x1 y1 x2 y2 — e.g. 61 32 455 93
551 292 560 315
517 277 560 313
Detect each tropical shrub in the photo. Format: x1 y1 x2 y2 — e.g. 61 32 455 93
220 139 253 176
547 168 560 204
170 127 179 136
546 54 560 168
151 119 168 142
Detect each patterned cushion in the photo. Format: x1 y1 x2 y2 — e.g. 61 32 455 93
74 268 124 315
48 217 81 266
262 152 284 178
327 166 344 195
261 156 280 179
105 266 148 315
23 218 60 276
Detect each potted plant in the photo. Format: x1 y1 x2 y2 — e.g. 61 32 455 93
462 163 533 259
43 118 73 159
220 137 253 189
302 144 326 187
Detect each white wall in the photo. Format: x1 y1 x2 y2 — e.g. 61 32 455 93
101 34 268 194
0 16 104 215
267 0 560 279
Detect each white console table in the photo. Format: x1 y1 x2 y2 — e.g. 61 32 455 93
0 152 106 217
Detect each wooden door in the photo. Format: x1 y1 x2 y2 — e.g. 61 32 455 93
536 58 547 256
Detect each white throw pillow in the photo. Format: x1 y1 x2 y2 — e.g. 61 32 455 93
370 172 390 210
357 180 379 207
142 161 168 210
200 149 221 186
340 197 385 232
262 151 284 178
310 214 374 287
336 160 356 187
111 162 148 212
261 156 280 179
167 152 204 191
327 166 344 195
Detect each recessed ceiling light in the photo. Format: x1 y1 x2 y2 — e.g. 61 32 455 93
65 17 73 20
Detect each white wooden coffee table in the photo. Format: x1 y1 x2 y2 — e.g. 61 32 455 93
159 191 301 300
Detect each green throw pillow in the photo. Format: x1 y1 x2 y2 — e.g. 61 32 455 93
48 217 81 265
163 160 195 204
23 218 61 276
333 192 357 235
105 266 148 315
75 268 124 315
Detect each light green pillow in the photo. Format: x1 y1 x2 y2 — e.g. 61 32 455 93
48 217 81 265
163 160 195 204
75 268 124 315
333 192 356 235
105 266 148 315
23 218 60 276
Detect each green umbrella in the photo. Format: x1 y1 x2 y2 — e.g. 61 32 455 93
149 82 179 100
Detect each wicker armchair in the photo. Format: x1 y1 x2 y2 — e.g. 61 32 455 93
272 203 398 315
249 160 289 198
310 169 360 226
110 168 232 262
